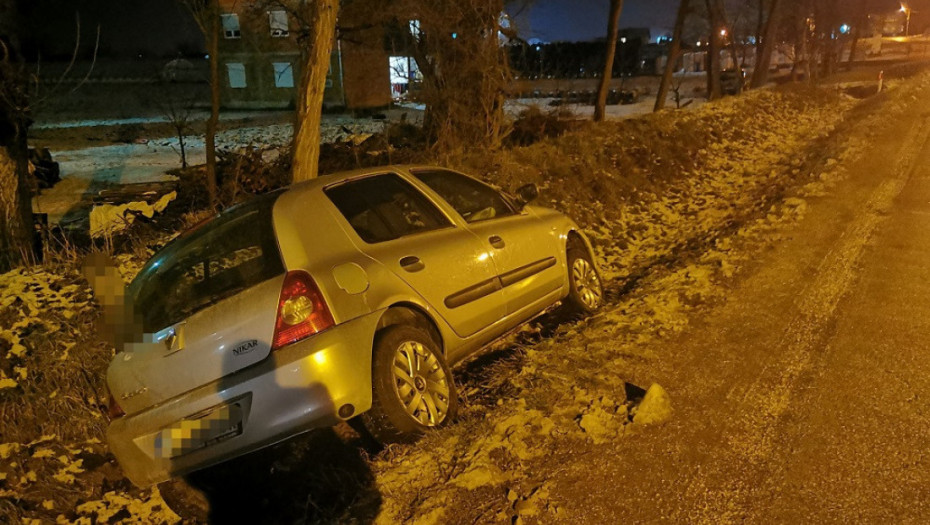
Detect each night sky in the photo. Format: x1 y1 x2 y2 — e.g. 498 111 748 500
21 0 926 60
21 0 203 59
510 0 682 43
26 0 680 59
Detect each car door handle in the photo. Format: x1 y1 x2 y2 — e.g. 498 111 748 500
489 235 505 249
399 256 425 272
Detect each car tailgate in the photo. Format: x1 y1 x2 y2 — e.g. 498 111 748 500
109 275 284 414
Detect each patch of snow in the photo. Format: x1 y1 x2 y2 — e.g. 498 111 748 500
89 191 177 238
632 383 673 425
505 97 706 120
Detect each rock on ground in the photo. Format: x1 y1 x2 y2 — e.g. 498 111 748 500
633 383 673 425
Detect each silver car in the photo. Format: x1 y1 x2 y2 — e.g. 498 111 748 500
105 165 603 487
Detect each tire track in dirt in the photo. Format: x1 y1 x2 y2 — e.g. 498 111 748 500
682 113 930 523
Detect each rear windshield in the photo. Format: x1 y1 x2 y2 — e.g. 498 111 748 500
129 192 285 332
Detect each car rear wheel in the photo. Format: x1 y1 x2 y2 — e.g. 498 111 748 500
361 325 458 444
564 244 603 315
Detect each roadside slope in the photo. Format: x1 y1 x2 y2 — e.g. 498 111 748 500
354 75 930 523
547 81 930 524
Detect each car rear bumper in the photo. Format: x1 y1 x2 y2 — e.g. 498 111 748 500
108 312 381 487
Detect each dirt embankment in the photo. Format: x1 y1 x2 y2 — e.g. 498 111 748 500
2 72 928 524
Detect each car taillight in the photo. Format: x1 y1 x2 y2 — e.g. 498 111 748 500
272 270 335 350
108 393 126 420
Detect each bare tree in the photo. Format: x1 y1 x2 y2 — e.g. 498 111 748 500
671 76 693 108
369 0 512 152
722 0 757 88
159 86 199 169
244 0 339 181
291 0 339 182
705 0 725 99
655 0 691 111
1 7 101 271
0 1 36 271
594 0 624 122
259 0 514 158
750 0 781 88
179 0 219 207
815 0 842 77
845 0 893 68
846 13 865 69
778 0 884 83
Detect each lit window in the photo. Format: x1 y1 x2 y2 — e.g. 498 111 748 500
226 62 246 88
272 62 294 88
221 14 241 39
269 10 289 37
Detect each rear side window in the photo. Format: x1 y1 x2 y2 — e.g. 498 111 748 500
325 173 451 243
130 192 285 332
412 169 515 223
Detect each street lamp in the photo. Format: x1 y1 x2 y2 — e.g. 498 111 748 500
901 4 912 36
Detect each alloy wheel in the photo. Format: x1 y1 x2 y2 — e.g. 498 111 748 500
572 258 602 310
391 340 451 426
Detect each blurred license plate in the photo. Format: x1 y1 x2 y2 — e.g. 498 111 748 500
155 402 243 459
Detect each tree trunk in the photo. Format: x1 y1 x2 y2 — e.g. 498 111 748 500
205 0 219 207
0 130 32 272
750 0 780 88
846 17 862 70
655 0 690 111
594 0 624 122
797 20 811 82
0 1 34 272
755 0 765 49
409 42 444 144
179 132 187 169
705 0 723 100
790 2 809 82
292 0 339 182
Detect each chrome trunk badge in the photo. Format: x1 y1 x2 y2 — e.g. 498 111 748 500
120 386 148 400
162 323 186 355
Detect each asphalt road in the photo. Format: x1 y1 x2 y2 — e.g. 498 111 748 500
550 103 930 521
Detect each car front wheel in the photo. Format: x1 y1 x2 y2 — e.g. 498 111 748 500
361 325 458 444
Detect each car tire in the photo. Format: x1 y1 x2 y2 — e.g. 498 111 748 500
563 243 603 315
158 478 210 522
361 325 458 444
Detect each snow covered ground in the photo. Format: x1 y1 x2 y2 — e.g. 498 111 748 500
31 111 282 131
31 115 408 225
506 96 706 119
32 95 694 226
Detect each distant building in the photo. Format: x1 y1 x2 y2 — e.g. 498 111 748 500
617 28 650 45
868 11 905 36
216 0 391 111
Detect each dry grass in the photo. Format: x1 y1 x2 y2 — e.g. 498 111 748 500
454 85 844 228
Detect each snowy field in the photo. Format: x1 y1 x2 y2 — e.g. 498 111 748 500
31 95 702 225
505 96 706 119
31 114 410 225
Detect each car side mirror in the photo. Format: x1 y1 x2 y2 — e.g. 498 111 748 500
514 183 539 208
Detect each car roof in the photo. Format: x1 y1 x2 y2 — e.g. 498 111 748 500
284 164 457 196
